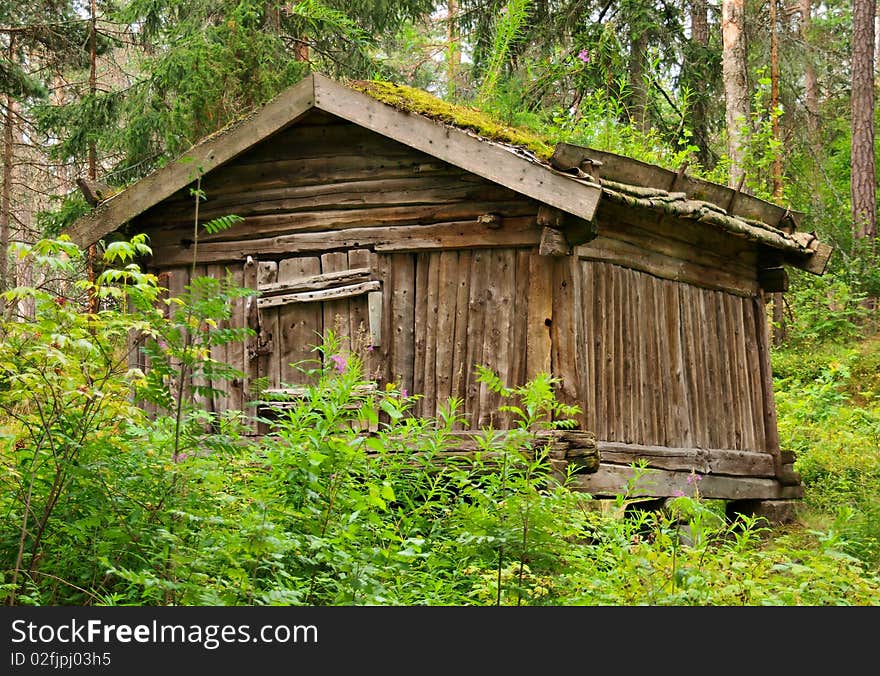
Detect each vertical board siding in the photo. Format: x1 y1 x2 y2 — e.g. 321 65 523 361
580 260 766 452
405 247 531 428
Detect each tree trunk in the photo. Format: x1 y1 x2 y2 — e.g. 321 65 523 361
800 0 820 144
88 0 98 313
689 0 711 169
446 0 461 98
722 0 750 188
628 26 649 131
851 0 877 243
1 38 14 292
771 0 786 346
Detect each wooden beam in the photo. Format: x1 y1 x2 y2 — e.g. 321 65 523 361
313 73 602 224
575 236 760 297
66 75 318 248
257 280 380 308
537 203 598 247
258 267 371 295
597 441 776 477
550 142 805 230
539 226 570 256
367 291 382 347
571 463 804 500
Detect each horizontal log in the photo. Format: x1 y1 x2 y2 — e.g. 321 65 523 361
595 203 758 275
140 200 537 247
148 217 541 265
597 442 776 477
551 142 804 230
258 267 371 295
157 175 513 223
257 280 381 307
570 463 804 500
575 236 759 297
194 155 456 196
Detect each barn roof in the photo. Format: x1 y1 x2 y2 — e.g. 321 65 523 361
64 72 830 275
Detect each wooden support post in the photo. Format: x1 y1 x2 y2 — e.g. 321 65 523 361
539 227 570 257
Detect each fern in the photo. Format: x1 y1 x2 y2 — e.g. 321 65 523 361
202 214 244 235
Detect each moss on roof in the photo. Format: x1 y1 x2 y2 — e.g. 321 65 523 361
348 79 555 161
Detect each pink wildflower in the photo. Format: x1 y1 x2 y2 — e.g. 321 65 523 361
401 388 408 398
672 489 685 497
330 354 347 373
686 473 703 485
577 49 590 64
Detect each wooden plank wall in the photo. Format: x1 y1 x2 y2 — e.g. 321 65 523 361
576 260 767 452
407 248 538 430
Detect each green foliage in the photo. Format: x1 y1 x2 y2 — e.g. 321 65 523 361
774 341 880 570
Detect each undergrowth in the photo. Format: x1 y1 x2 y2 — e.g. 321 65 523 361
2 236 879 605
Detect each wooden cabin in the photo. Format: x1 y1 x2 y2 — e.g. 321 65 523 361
65 73 832 512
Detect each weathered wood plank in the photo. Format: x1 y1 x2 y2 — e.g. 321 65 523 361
389 254 415 396
412 253 430 413
653 272 677 446
616 268 638 443
257 280 381 308
550 256 583 427
630 270 651 444
639 271 657 444
478 249 515 427
278 257 322 383
195 152 454 195
693 290 725 448
463 250 490 428
673 284 701 448
742 298 766 451
365 252 388 384
727 293 751 449
597 441 776 476
526 253 553 382
511 249 531 392
320 252 350 352
258 267 370 295
422 252 441 417
451 250 472 428
580 260 597 433
256 261 279 390
242 255 259 428
662 278 686 447
594 262 610 440
435 250 458 418
571 462 804 500
160 175 516 222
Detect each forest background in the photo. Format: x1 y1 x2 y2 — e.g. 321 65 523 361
1 0 879 606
